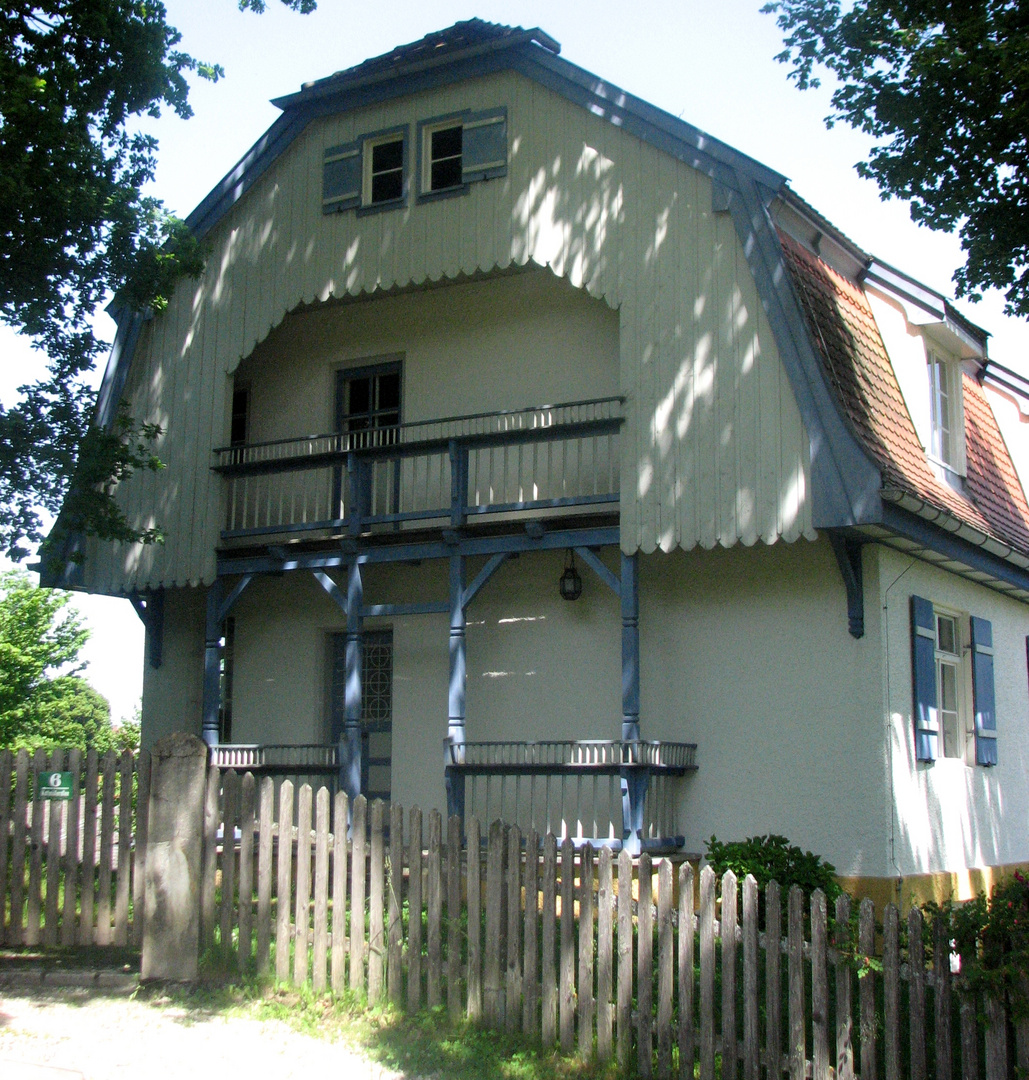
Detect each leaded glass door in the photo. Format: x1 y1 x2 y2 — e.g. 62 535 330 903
330 628 393 803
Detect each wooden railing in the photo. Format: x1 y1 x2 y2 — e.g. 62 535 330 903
446 739 697 852
212 396 623 540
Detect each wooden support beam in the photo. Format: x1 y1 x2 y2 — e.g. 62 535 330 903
619 552 645 855
201 580 222 747
827 532 865 639
574 546 620 597
446 552 466 821
340 561 363 803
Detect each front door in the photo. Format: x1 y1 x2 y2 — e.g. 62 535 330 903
330 628 393 803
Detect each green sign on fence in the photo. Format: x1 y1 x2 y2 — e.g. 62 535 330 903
37 771 74 799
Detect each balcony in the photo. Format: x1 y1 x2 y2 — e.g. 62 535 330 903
210 737 697 852
213 397 623 543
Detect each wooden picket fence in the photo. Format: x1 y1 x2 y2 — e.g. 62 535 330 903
0 747 151 948
4 753 1029 1080
206 773 1029 1080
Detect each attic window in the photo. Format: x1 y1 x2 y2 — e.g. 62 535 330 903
365 134 405 205
926 344 964 474
417 108 507 201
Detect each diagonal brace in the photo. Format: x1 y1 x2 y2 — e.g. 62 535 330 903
574 546 620 597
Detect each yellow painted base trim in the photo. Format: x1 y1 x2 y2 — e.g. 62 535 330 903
838 860 1029 916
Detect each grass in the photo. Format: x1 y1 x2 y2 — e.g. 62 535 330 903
137 978 625 1080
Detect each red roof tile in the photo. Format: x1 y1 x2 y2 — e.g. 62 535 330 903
779 231 1029 555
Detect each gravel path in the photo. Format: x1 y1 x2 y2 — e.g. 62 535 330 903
0 985 407 1080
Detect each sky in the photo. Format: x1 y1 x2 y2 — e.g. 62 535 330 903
5 0 1029 725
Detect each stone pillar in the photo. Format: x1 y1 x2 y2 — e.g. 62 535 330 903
141 733 208 981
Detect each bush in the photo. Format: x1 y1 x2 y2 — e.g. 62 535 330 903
705 833 841 907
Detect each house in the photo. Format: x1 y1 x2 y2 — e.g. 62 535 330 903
43 20 1029 896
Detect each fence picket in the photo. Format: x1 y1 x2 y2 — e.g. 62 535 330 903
579 843 596 1058
933 912 953 1080
617 847 633 1067
388 804 404 1005
95 750 116 946
294 783 314 984
427 809 443 1008
330 791 349 995
131 750 150 947
700 865 716 1080
408 807 424 1012
256 777 274 973
0 750 12 944
859 898 877 1080
26 746 47 945
367 799 385 1003
743 874 759 1080
657 858 673 1079
348 794 367 992
312 786 329 991
114 749 133 946
236 772 256 970
766 880 782 1080
811 889 828 1080
984 996 1006 1080
559 837 576 1054
449 814 463 1020
44 749 64 947
638 852 653 1079
464 816 479 1019
201 763 220 955
61 748 82 947
835 894 854 1080
679 864 696 1080
484 820 504 1025
788 885 805 1080
597 846 614 1062
721 870 738 1080
275 780 295 983
507 823 523 1034
523 827 540 1037
221 770 240 959
959 945 979 1080
884 904 901 1080
909 907 926 1080
78 749 97 946
542 833 558 1047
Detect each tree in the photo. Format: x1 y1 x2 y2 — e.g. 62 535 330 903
763 1 1029 318
0 1 314 561
0 568 125 751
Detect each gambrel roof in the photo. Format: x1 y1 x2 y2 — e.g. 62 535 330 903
68 19 1029 599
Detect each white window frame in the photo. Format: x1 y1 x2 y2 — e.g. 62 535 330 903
419 119 464 195
933 606 974 763
925 342 966 476
361 131 406 209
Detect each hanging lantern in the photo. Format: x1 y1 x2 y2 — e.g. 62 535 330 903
559 549 582 601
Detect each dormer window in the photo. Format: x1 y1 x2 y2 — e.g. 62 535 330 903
927 346 955 466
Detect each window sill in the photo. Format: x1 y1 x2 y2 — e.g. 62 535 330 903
356 196 408 218
416 183 470 205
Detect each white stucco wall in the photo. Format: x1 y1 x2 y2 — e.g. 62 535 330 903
876 544 1029 875
640 538 887 875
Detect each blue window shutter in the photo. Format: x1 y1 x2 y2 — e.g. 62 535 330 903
323 141 360 213
461 108 507 183
911 595 938 761
971 616 998 766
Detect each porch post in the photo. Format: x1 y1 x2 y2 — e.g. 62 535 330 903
340 560 364 804
445 552 466 821
619 551 647 853
201 578 223 747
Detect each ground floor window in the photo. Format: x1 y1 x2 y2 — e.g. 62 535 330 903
330 628 393 802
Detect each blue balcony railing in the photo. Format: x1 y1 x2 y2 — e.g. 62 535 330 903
213 397 623 541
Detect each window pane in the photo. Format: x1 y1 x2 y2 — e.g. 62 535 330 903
937 614 957 654
372 139 403 172
378 371 400 410
348 377 370 415
431 125 462 159
371 169 402 203
431 156 462 190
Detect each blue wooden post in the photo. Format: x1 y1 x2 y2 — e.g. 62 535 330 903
340 560 364 804
449 439 468 528
201 579 223 747
619 552 646 854
445 552 466 821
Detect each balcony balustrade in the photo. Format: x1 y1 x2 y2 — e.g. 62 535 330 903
210 736 696 851
213 396 623 542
